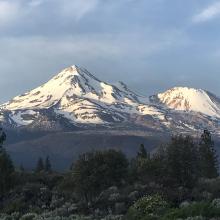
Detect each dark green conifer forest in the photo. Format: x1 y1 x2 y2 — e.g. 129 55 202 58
0 129 220 220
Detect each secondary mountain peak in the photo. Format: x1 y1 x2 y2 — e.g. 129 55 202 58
150 86 220 118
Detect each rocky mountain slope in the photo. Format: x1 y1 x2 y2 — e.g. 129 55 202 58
0 65 220 134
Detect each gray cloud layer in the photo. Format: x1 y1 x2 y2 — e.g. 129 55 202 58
0 0 220 102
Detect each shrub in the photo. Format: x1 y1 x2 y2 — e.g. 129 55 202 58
162 201 220 220
20 213 37 220
125 194 169 220
193 178 220 201
2 198 26 214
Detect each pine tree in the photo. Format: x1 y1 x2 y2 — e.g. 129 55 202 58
198 130 218 178
72 150 128 203
0 149 14 195
45 156 52 172
0 128 6 148
135 144 152 182
0 129 14 195
36 157 44 172
165 135 199 188
137 144 149 159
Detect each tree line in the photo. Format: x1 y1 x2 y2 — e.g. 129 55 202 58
70 130 218 204
0 129 218 207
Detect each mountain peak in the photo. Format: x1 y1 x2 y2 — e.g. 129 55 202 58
53 65 97 81
2 65 102 111
150 86 220 118
3 65 144 118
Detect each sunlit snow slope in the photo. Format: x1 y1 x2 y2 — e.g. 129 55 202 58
150 87 220 118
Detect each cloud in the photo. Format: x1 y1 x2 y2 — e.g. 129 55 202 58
0 1 20 26
192 1 220 23
0 28 188 102
59 0 99 21
1 0 220 101
28 0 43 7
0 0 41 27
0 0 99 29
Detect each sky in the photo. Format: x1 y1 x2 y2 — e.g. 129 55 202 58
0 0 220 102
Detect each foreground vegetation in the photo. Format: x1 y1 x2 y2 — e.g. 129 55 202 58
0 129 220 220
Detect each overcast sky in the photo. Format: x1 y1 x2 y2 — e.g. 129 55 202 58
0 0 220 102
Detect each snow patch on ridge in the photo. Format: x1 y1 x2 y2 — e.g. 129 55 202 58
9 110 38 126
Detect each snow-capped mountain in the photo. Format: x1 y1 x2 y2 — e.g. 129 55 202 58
0 65 163 129
1 65 220 134
150 87 220 118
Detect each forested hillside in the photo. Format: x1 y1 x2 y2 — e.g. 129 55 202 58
0 129 220 219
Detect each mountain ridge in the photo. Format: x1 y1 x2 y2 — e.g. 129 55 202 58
1 65 220 134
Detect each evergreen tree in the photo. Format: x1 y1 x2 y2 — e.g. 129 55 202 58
0 129 14 195
0 149 14 195
72 150 128 203
35 157 44 172
198 130 218 178
137 144 149 159
149 145 168 183
165 135 199 188
135 144 152 181
45 156 52 172
0 128 6 148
